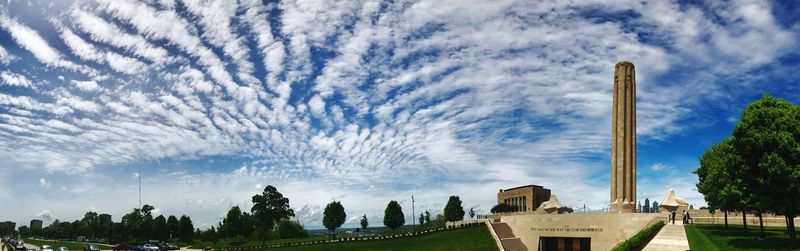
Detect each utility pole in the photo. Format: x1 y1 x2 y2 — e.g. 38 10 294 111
412 195 415 233
138 166 142 208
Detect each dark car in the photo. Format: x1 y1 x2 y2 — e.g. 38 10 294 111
83 245 100 251
164 244 178 250
112 243 132 251
132 246 147 251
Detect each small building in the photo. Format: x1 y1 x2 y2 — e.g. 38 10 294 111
497 184 551 212
30 219 42 232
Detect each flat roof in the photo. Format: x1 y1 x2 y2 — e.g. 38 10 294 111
503 184 545 191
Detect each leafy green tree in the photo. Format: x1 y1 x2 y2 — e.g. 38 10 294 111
167 215 179 238
154 215 168 240
222 206 244 238
251 185 295 232
178 215 194 242
731 94 800 239
424 210 431 224
491 203 517 213
360 215 369 232
418 213 425 226
443 196 465 222
695 138 745 229
383 200 405 231
468 208 476 219
322 201 346 237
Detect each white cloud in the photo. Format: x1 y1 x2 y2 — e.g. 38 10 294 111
72 80 99 91
0 71 33 88
0 15 61 65
39 178 51 189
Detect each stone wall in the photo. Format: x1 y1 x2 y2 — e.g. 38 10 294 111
500 213 658 251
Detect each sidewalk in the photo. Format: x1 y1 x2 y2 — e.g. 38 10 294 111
642 221 690 251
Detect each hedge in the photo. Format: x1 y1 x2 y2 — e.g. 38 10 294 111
612 221 665 251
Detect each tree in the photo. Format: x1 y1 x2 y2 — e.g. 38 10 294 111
731 94 800 239
251 185 295 232
178 215 194 242
360 215 368 232
490 203 517 213
322 201 346 236
424 210 431 224
276 219 308 239
383 200 405 231
222 206 244 238
418 213 425 226
468 208 476 219
154 215 168 240
167 215 179 239
443 196 465 222
695 138 744 230
565 207 574 214
643 198 650 213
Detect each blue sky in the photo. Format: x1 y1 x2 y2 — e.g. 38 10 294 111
0 0 799 229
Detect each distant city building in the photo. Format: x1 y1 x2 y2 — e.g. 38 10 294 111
497 184 551 212
0 221 15 234
30 219 42 232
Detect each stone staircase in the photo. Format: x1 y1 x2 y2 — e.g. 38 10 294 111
491 222 528 251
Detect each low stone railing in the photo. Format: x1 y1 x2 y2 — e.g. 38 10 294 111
209 222 486 250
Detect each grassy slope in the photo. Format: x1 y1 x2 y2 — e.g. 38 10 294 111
685 224 800 250
266 226 498 251
23 239 112 250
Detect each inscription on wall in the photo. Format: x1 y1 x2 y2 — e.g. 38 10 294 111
531 227 604 232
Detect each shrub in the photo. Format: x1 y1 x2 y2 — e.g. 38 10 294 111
612 221 665 251
276 219 309 239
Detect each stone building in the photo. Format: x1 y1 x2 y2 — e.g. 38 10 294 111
497 184 551 212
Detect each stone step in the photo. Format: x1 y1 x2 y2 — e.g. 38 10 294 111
491 222 517 239
500 238 528 251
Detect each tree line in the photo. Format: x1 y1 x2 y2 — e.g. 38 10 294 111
25 205 195 243
695 94 799 240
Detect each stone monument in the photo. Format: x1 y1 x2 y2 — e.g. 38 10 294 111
610 61 636 213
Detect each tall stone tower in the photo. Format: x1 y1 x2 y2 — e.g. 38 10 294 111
610 61 636 213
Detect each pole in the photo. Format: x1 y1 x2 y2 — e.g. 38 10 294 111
138 166 142 208
412 195 416 232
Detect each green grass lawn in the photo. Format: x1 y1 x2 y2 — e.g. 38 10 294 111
263 225 498 251
685 224 800 250
23 238 113 250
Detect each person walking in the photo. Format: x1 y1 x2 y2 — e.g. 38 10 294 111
671 210 676 224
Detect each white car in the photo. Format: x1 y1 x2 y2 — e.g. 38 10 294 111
41 245 54 251
143 244 159 251
57 247 69 251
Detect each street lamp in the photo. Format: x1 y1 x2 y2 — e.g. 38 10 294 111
412 195 415 233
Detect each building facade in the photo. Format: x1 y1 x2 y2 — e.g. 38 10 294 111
497 185 551 212
30 219 42 232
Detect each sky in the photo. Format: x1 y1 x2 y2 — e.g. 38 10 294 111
0 0 799 230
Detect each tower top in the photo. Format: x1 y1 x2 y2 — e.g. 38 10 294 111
616 61 634 67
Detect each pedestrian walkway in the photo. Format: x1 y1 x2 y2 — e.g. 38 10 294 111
642 221 690 251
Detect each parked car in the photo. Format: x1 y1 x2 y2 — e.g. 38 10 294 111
41 245 53 251
112 243 131 251
83 245 100 251
57 247 69 251
132 246 146 251
142 244 158 251
164 243 178 251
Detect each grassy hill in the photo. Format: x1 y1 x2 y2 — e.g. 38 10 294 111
265 225 499 251
685 224 800 250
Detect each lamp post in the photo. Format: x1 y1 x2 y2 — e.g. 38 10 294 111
412 195 415 233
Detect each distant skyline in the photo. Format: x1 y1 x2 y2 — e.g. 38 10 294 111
1 0 799 229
